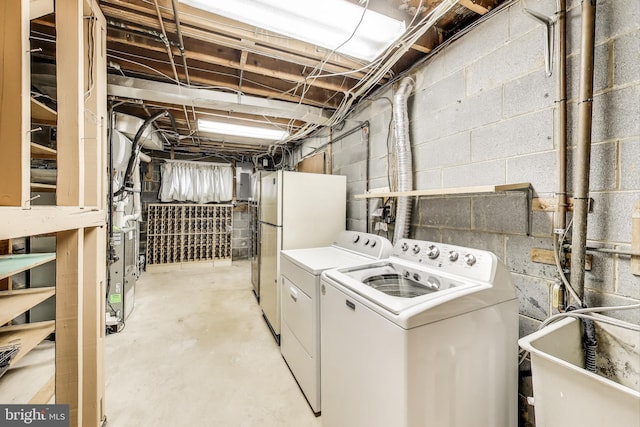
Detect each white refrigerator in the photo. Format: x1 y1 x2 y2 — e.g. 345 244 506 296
259 170 346 342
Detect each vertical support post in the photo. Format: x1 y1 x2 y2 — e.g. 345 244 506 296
0 0 30 207
82 1 107 425
55 229 84 426
56 0 85 208
82 227 105 426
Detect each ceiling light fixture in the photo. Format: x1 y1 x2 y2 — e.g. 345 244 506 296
197 119 289 141
179 0 406 61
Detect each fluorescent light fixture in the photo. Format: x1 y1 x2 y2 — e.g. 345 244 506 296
180 0 406 61
197 119 289 141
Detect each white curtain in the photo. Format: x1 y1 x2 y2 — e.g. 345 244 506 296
159 160 233 203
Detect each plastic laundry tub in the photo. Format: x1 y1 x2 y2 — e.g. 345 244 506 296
519 316 640 427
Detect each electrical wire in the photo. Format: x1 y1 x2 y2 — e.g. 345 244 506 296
519 304 640 364
539 304 640 330
552 214 582 306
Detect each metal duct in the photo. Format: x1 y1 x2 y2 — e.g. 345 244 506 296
392 77 415 244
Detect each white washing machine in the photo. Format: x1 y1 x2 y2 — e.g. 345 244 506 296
320 238 519 427
280 231 392 415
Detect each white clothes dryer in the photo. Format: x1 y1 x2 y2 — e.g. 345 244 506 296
280 231 392 414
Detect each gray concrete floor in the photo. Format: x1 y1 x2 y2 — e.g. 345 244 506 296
105 260 322 427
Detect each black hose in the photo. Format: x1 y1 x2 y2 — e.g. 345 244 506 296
582 317 598 372
114 110 177 197
568 305 598 372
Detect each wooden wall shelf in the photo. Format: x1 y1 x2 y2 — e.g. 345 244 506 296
354 183 531 199
30 97 57 125
0 253 56 280
0 207 106 240
0 320 55 366
30 183 57 192
31 142 57 160
0 287 56 325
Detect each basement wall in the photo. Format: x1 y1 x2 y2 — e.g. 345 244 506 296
295 0 639 425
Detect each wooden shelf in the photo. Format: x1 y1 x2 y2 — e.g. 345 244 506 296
30 182 57 192
354 182 531 199
0 207 106 240
0 253 56 280
31 142 57 160
30 97 57 125
0 287 56 325
0 320 55 366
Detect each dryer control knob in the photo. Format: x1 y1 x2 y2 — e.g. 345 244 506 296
401 243 409 252
412 244 421 254
370 240 377 248
464 253 477 266
353 234 360 243
427 245 440 259
448 251 459 262
364 238 370 246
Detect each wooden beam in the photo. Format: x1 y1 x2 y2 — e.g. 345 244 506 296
532 197 593 212
0 207 105 240
106 33 349 93
459 0 490 15
55 229 84 427
82 227 104 427
531 248 592 271
0 0 30 207
354 183 531 199
57 0 85 207
99 1 369 77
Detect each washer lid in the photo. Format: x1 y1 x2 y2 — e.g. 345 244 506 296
324 260 488 315
281 246 374 275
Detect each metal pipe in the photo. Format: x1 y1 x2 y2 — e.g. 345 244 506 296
169 0 199 146
152 0 194 144
555 0 568 234
569 0 597 302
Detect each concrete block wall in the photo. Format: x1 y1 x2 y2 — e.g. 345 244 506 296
296 0 639 425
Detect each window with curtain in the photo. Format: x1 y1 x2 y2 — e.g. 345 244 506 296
159 160 233 203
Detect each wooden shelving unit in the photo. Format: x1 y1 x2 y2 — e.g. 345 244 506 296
0 1 108 425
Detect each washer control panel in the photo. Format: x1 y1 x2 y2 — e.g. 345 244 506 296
392 238 495 281
334 231 393 259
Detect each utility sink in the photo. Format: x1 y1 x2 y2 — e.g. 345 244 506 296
519 317 640 427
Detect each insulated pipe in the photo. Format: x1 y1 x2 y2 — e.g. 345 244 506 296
555 0 568 234
392 77 415 244
569 0 597 301
115 110 176 197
